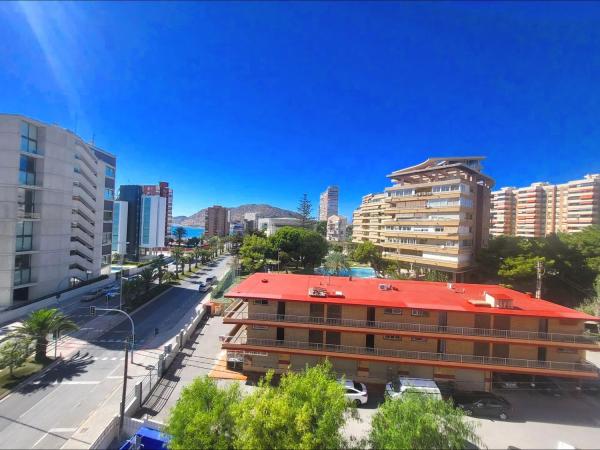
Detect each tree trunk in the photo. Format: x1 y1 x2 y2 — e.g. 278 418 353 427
35 337 48 362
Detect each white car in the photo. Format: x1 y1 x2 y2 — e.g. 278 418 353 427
340 379 368 406
198 282 210 292
385 377 442 400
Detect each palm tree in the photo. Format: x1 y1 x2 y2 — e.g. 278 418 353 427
121 278 137 307
324 251 350 276
17 308 78 362
140 267 156 293
174 226 187 246
192 247 202 268
172 247 184 276
153 255 167 285
181 255 192 274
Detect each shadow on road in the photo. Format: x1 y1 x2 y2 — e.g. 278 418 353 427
19 353 94 394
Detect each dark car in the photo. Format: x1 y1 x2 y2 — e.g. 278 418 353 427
532 376 562 397
493 373 535 390
452 391 512 420
578 379 600 396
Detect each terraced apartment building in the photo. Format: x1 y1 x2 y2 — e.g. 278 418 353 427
0 114 116 308
490 174 600 237
222 273 599 391
353 157 494 281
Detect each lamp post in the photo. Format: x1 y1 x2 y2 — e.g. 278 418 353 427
92 306 135 363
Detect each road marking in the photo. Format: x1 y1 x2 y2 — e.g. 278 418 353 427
102 357 108 361
106 375 122 379
120 357 125 361
49 427 77 433
93 357 99 360
31 380 101 385
111 357 117 360
32 432 48 448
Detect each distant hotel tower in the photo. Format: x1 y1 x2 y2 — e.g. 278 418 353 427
319 185 339 221
352 157 494 281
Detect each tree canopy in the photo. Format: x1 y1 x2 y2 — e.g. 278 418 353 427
297 194 314 228
323 251 350 276
165 376 240 450
240 234 273 272
233 363 352 450
352 241 388 274
477 226 600 306
369 393 479 450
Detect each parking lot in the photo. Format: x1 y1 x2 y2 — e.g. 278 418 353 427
342 383 600 449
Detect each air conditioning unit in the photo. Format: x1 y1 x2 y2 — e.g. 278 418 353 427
447 283 454 290
379 283 392 291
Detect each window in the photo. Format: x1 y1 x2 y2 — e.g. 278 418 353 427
103 210 113 221
384 308 403 315
557 348 577 354
253 299 268 305
16 221 33 252
411 337 427 342
14 254 31 285
102 231 111 246
20 121 38 154
383 335 402 341
17 188 35 217
104 188 114 200
105 166 115 178
252 325 269 330
19 155 36 185
411 309 428 317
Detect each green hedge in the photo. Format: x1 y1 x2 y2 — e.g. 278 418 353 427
212 269 236 299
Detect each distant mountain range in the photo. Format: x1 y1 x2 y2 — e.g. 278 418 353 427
172 204 301 227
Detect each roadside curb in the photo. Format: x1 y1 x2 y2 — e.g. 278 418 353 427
0 356 63 402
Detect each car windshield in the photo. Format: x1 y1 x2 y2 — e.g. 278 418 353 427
391 380 400 393
353 382 363 391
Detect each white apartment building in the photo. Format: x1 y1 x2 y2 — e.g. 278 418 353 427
326 214 348 241
139 195 166 256
319 185 339 221
258 217 302 236
0 114 116 308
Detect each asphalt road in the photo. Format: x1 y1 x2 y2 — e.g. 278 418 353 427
0 255 232 449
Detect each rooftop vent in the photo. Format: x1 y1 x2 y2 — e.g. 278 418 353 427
379 283 392 291
308 287 328 298
261 279 268 283
483 291 514 309
332 291 344 298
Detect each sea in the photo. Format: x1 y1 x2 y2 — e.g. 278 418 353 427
171 225 205 238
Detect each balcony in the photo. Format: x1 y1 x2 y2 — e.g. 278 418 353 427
223 306 600 349
222 334 598 378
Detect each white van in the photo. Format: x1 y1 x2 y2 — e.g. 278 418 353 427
385 377 442 400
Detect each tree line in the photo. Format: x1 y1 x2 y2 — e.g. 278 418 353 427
165 362 479 450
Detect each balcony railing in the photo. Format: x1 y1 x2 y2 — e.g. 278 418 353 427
224 310 600 345
223 335 597 374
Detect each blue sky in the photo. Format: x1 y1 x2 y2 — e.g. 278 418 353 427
1 2 599 219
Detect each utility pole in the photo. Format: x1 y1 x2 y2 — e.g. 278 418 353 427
535 259 545 299
119 339 129 433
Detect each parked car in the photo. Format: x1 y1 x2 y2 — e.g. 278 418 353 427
452 391 512 420
577 379 600 396
532 376 562 397
494 373 535 390
339 379 368 406
205 276 216 285
81 288 104 302
198 282 210 292
385 377 442 400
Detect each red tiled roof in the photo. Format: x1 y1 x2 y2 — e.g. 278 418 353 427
225 273 598 321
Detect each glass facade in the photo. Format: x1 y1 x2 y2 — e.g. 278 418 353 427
14 254 31 286
142 197 151 245
16 221 33 252
17 188 35 217
20 121 38 154
19 155 36 185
